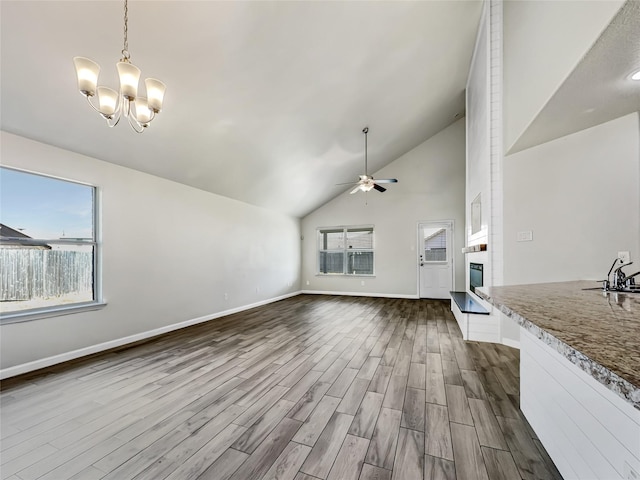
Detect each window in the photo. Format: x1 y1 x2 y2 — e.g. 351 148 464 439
0 167 100 320
318 226 374 275
423 228 447 262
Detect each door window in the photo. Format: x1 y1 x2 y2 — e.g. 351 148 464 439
423 228 447 262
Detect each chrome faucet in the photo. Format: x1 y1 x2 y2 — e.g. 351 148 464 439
613 261 633 290
603 258 639 292
602 258 622 291
621 269 640 288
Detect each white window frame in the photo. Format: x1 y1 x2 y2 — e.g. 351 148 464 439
0 167 105 323
317 225 375 276
422 227 449 264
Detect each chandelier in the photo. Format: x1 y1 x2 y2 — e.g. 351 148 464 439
73 0 166 133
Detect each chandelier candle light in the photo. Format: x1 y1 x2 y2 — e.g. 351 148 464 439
73 0 165 133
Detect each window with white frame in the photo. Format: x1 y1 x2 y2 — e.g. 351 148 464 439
0 167 100 319
423 228 447 262
318 226 374 275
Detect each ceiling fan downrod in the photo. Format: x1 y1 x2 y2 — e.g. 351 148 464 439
363 127 369 176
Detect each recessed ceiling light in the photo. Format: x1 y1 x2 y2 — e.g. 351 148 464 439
631 69 640 81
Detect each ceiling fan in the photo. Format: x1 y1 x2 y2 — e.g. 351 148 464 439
338 127 398 194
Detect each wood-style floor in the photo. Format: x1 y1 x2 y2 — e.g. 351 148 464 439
0 295 563 480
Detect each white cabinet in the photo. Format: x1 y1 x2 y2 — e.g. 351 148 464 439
520 328 640 480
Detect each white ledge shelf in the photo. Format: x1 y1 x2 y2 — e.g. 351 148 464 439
462 244 487 254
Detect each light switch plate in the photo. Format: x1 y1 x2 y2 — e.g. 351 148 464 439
618 251 631 263
517 231 533 242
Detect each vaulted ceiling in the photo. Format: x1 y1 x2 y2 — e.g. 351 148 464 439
0 0 483 217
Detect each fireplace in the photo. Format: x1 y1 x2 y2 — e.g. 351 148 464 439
470 263 483 294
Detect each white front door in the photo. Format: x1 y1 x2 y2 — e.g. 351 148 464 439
419 221 454 299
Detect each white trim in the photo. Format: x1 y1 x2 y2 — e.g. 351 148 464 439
0 164 97 188
301 290 419 299
315 274 375 278
1 301 107 324
501 338 520 349
0 291 302 380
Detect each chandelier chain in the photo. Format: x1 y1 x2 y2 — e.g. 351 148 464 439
122 0 130 61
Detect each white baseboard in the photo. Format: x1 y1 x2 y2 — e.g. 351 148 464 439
301 290 419 299
0 291 302 380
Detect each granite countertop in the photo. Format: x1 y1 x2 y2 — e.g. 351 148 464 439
476 280 640 410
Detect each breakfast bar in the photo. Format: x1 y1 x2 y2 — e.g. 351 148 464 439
477 281 640 480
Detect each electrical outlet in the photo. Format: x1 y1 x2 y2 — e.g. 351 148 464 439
618 251 631 263
306 280 310 286
517 231 533 242
224 293 228 300
361 280 365 286
255 286 260 293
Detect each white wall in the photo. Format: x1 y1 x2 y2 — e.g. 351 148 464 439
466 2 491 276
464 1 518 348
0 132 301 371
466 2 490 250
301 119 466 297
503 0 624 153
503 113 640 285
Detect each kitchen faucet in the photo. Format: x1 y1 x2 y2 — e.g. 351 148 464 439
602 258 622 291
621 269 640 287
613 261 633 289
602 258 639 292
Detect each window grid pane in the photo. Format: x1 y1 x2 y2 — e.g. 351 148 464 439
346 228 373 249
318 229 345 250
319 251 344 274
346 251 374 275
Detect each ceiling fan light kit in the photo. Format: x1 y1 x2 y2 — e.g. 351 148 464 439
339 127 398 195
73 0 165 133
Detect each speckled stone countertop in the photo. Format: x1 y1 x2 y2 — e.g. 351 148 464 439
476 281 640 410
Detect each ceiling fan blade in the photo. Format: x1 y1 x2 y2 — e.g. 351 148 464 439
374 178 398 184
373 184 387 193
336 181 359 186
350 185 362 194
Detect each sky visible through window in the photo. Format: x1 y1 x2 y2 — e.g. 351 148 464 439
0 168 93 240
